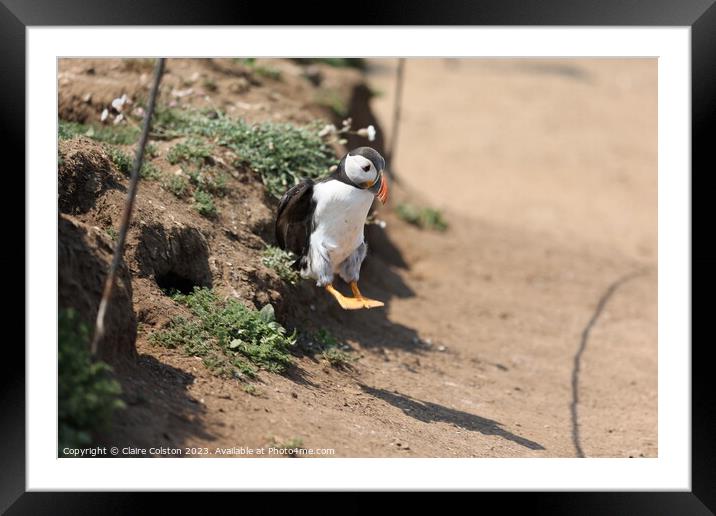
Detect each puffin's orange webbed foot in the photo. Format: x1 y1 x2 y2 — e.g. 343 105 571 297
350 281 385 309
325 284 365 310
325 283 384 310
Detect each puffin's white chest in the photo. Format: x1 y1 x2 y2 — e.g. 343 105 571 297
311 180 373 265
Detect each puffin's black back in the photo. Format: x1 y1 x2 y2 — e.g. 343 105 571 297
275 178 315 259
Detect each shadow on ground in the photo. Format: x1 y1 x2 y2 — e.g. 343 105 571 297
99 354 216 454
359 384 545 451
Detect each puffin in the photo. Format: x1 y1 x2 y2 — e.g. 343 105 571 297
275 147 389 310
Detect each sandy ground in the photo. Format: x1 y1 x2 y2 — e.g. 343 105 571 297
64 58 657 458
363 58 657 457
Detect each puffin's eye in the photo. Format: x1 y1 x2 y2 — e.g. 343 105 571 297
362 165 371 172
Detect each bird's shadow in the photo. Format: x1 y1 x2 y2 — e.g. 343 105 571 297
358 384 545 451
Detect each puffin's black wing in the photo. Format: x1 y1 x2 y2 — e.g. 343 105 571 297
275 179 315 257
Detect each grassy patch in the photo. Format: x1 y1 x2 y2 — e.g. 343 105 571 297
163 174 190 198
187 167 229 197
105 146 161 180
149 288 296 379
145 142 160 158
193 189 217 218
166 137 213 165
140 161 162 180
262 246 299 284
106 147 132 175
59 120 140 145
58 309 125 453
153 108 336 198
301 58 366 69
234 58 283 81
300 328 355 369
396 203 448 232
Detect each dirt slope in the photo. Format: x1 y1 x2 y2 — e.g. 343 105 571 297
59 58 656 458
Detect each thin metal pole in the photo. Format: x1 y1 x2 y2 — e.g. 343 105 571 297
91 58 166 357
386 58 405 183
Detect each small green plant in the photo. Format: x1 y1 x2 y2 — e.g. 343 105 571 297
262 246 299 284
105 227 118 241
303 328 355 369
322 347 354 368
105 146 161 180
140 161 162 180
58 309 125 453
269 436 305 457
163 174 190 198
149 288 296 378
234 58 282 81
106 147 132 175
304 58 365 69
242 384 260 396
396 203 448 232
145 142 160 158
59 120 140 145
187 168 229 197
193 189 217 218
166 137 212 165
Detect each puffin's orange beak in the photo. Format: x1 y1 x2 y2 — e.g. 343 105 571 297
377 175 389 204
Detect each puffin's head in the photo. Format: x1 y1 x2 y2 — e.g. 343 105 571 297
343 147 389 204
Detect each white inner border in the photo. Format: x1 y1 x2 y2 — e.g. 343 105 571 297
27 27 690 491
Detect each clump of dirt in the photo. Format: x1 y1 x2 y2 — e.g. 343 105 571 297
58 214 137 362
58 139 123 214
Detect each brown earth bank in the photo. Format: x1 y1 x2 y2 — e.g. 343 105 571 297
57 58 657 458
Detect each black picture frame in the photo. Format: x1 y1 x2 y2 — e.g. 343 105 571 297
5 0 713 512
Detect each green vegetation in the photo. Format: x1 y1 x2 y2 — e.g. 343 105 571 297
58 309 125 453
271 436 304 452
145 142 160 158
59 120 140 145
106 147 132 175
140 161 161 180
234 58 283 80
242 384 260 396
149 288 296 379
105 146 161 180
163 174 190 198
187 168 229 197
153 107 336 198
310 328 355 369
302 58 366 69
262 246 299 285
396 203 449 232
166 138 213 165
193 189 217 218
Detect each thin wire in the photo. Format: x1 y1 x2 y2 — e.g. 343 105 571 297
91 58 166 357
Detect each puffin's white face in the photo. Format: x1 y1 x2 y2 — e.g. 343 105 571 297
345 153 379 187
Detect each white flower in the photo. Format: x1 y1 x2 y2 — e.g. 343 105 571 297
113 113 124 125
357 125 376 141
100 108 109 122
366 125 376 141
111 93 129 112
